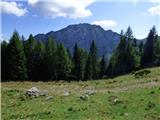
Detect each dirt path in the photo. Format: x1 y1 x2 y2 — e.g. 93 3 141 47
96 80 160 93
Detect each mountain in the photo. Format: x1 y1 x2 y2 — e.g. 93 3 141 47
34 23 121 56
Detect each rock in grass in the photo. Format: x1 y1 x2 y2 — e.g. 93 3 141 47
40 90 48 96
84 90 95 96
26 87 40 97
80 95 89 101
63 91 70 96
45 96 53 101
124 113 129 116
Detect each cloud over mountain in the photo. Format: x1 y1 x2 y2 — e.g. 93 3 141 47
92 20 117 30
28 0 94 19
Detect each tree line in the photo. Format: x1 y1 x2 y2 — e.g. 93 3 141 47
1 26 160 81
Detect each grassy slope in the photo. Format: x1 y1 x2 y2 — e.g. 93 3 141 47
1 67 160 120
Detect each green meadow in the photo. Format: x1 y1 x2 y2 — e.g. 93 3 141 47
1 67 160 120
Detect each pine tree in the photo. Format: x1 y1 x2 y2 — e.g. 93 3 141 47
33 41 47 81
55 43 71 80
84 40 99 80
139 41 144 56
67 48 72 60
45 38 57 80
153 35 160 66
1 41 9 81
84 55 92 80
107 27 140 76
141 26 157 67
7 31 27 80
73 43 86 80
24 34 37 80
99 55 106 78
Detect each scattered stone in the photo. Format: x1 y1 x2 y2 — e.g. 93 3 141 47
45 96 53 101
80 95 89 101
84 90 95 96
113 98 122 105
40 90 48 96
120 112 129 116
108 96 117 102
26 87 40 97
108 96 122 105
113 98 118 103
124 113 129 116
64 91 70 96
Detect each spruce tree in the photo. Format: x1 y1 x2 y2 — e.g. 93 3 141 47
1 41 8 81
99 55 106 78
84 55 92 80
45 38 57 80
139 41 144 56
84 40 99 80
56 43 71 80
24 34 37 80
7 31 27 80
141 26 157 67
73 43 86 80
107 27 140 76
33 41 47 81
153 36 160 66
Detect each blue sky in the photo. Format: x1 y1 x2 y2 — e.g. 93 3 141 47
1 0 160 40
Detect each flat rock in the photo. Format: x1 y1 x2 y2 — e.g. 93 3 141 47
84 90 95 96
26 87 40 97
40 90 48 96
80 95 89 101
45 96 53 101
63 91 70 96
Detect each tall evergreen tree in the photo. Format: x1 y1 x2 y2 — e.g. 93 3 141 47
139 41 144 56
7 31 27 80
45 38 57 80
141 26 157 67
24 34 37 80
99 55 106 78
55 43 71 80
32 41 47 81
153 36 160 65
107 27 140 76
1 41 8 81
84 40 99 80
73 43 86 80
84 55 92 80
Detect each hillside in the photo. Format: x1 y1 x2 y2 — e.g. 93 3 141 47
2 67 160 120
34 23 121 56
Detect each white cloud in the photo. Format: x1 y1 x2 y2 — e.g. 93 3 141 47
0 1 27 17
28 0 39 5
150 0 159 3
92 19 117 29
28 0 94 19
139 12 150 16
148 5 160 15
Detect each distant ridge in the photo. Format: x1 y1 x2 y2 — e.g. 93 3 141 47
34 23 142 56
